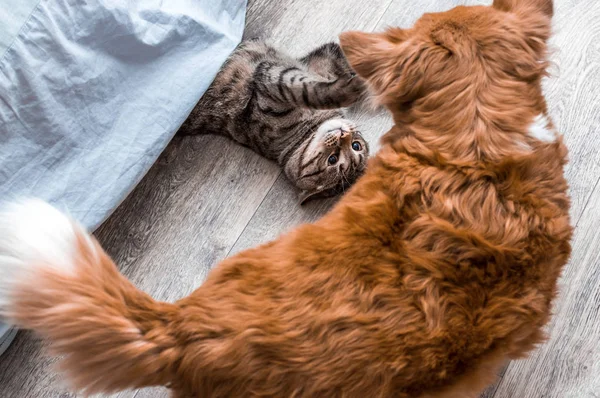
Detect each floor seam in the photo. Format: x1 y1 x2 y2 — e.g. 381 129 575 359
370 0 396 31
224 171 281 259
574 175 600 227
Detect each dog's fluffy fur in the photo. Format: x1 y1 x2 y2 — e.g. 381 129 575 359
0 0 572 396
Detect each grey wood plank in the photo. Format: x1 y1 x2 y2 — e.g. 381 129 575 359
487 0 600 396
0 1 399 397
479 365 509 398
2 1 598 397
245 0 394 52
492 178 600 398
233 1 600 397
0 330 141 398
230 0 499 257
123 1 399 397
375 1 600 396
539 0 600 225
102 135 280 398
229 106 392 255
0 331 75 398
95 135 280 301
133 387 169 398
0 135 279 398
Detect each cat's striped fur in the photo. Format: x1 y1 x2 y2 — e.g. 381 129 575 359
179 40 369 203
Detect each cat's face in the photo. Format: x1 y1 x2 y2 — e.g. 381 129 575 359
294 119 369 204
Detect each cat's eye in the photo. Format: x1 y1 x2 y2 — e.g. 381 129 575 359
328 155 338 165
352 141 362 151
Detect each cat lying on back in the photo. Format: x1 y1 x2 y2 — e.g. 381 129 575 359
179 40 369 204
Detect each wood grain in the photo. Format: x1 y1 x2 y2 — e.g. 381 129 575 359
0 1 397 397
102 135 280 398
231 1 600 397
486 0 600 396
492 179 600 396
1 1 599 397
244 0 394 52
0 134 280 398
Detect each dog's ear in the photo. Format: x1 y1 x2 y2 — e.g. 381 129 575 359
341 29 453 107
340 30 423 105
492 0 553 79
493 0 553 18
339 31 400 98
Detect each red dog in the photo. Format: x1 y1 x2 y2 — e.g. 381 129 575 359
0 0 571 396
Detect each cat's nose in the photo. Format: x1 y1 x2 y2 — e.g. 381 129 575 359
338 130 352 145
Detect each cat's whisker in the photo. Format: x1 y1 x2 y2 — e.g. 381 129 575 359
338 165 352 194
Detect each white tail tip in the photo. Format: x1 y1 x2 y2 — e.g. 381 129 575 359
0 199 79 311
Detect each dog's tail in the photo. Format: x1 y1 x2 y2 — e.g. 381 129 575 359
0 199 180 395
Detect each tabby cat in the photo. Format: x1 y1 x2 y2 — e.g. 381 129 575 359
179 40 369 204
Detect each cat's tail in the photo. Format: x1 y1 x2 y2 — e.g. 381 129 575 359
0 199 180 395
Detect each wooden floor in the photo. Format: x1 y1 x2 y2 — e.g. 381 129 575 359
1 0 600 397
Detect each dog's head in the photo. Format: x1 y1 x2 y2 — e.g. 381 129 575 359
340 0 553 126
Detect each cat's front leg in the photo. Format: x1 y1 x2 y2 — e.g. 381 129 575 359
255 62 366 110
